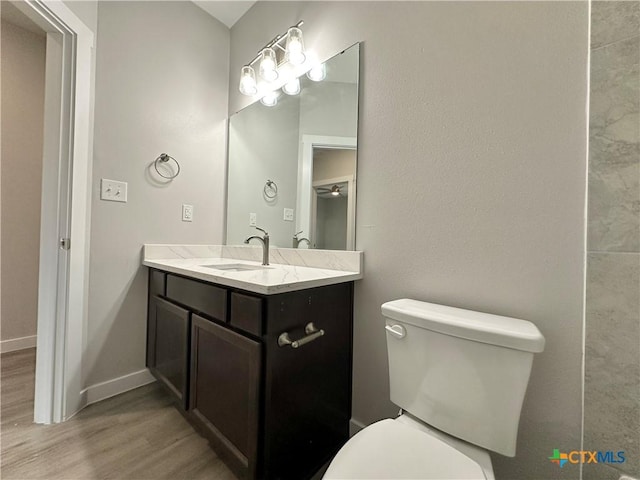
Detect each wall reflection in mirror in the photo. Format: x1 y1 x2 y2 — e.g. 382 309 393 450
226 43 359 250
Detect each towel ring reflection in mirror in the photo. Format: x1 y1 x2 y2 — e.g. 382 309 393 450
264 179 278 199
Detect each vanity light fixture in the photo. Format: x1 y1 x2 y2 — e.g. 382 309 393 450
238 21 307 99
259 47 278 81
285 26 305 65
239 66 258 96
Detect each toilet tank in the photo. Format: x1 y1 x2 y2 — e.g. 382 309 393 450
382 299 545 457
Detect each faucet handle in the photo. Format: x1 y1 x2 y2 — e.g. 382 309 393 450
254 226 269 236
294 230 303 238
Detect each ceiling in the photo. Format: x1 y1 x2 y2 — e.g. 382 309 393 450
192 1 256 28
1 1 255 32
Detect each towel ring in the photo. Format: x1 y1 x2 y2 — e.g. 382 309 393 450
154 153 181 179
264 179 278 199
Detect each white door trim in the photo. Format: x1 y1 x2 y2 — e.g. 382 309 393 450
14 0 95 424
296 135 357 245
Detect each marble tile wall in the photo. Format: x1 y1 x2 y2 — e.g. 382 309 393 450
584 2 639 479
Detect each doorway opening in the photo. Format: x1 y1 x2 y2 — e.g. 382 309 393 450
0 0 95 424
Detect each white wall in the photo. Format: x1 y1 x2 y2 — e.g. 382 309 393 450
84 1 229 387
230 3 588 479
63 0 97 33
0 20 46 346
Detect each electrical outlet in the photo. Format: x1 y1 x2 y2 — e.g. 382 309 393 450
100 179 127 203
283 208 294 222
182 204 193 222
249 213 257 226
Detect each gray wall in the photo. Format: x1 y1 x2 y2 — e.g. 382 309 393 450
299 81 358 139
584 2 640 479
316 196 348 250
0 20 46 344
63 0 97 33
231 3 588 479
227 95 300 248
84 1 229 387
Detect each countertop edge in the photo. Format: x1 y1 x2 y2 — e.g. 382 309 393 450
143 259 363 295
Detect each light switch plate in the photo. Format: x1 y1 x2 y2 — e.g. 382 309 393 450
249 213 257 226
100 179 127 203
283 208 294 222
182 204 193 222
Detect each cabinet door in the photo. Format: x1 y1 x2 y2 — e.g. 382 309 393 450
190 314 261 480
263 282 353 480
146 270 166 367
149 296 190 409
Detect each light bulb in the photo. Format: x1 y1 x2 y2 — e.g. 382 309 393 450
239 66 257 96
282 77 301 95
307 63 326 82
259 48 278 82
260 91 278 107
285 27 306 66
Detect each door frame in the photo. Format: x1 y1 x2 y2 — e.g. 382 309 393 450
12 0 95 423
296 135 357 246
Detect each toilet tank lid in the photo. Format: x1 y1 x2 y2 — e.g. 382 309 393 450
382 299 545 353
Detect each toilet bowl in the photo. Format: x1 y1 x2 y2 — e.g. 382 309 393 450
324 415 494 479
323 299 545 480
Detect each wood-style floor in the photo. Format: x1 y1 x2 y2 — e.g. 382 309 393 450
1 348 238 480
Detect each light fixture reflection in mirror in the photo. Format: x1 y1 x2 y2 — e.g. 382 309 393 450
282 78 301 95
227 43 360 250
307 63 326 82
260 91 279 107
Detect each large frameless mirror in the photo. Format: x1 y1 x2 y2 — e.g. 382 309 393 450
226 43 360 250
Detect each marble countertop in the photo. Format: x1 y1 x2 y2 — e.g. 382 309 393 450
142 245 363 295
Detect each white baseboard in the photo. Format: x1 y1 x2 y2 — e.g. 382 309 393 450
1 335 37 353
349 418 366 436
80 368 156 406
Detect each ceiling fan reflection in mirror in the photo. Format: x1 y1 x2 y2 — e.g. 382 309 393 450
316 184 345 197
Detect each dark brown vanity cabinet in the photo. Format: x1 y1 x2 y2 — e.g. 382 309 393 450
148 297 190 408
146 269 354 480
190 314 261 478
146 270 190 409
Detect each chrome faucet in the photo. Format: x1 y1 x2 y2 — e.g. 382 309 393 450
293 231 311 249
244 226 270 265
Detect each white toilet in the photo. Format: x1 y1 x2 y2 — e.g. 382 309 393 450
324 299 545 480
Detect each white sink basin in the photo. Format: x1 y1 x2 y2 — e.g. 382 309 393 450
201 263 270 272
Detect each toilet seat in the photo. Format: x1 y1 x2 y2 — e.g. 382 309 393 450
323 419 487 480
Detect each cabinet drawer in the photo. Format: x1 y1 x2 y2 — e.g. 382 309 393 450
149 269 166 297
166 275 227 322
230 292 263 336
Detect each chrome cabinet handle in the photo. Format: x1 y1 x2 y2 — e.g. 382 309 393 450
278 322 325 348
